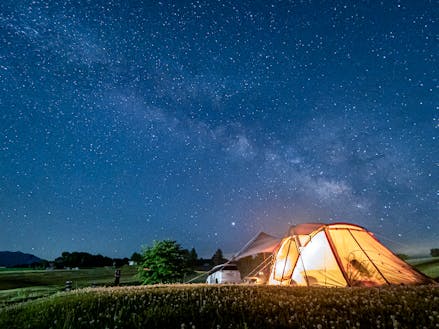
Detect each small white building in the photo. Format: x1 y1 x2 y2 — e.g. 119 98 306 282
206 263 241 284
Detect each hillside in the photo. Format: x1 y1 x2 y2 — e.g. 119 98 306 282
0 252 44 267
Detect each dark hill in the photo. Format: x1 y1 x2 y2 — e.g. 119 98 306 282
0 251 44 267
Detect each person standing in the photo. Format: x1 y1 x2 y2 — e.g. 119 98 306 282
114 269 121 286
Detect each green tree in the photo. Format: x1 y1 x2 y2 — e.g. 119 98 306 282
130 252 143 263
138 240 193 284
188 248 198 267
431 249 439 257
212 249 227 266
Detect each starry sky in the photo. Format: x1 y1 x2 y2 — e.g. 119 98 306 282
0 0 437 260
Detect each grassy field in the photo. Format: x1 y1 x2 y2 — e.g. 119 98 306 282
0 267 208 307
407 257 439 279
0 284 438 329
0 266 139 290
0 257 436 312
0 266 139 307
0 267 40 272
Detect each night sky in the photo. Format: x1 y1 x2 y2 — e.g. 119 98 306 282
0 1 437 260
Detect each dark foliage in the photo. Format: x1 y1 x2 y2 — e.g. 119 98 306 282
138 240 194 284
212 249 227 266
130 252 143 263
54 252 128 268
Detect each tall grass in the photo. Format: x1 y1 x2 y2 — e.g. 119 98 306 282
0 284 437 328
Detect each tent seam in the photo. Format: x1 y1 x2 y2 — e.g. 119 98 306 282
324 227 351 287
347 228 390 285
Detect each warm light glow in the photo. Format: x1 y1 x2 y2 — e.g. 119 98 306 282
268 224 433 287
291 231 347 286
269 237 299 284
297 235 311 247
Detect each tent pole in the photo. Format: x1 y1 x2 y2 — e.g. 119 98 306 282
245 254 272 278
324 227 351 287
280 238 293 282
347 229 390 285
293 235 310 286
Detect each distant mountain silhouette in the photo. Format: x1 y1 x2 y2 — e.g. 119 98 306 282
0 251 44 267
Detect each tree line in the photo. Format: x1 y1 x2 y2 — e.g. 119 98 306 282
131 244 227 271
53 252 129 269
136 240 229 284
15 245 227 270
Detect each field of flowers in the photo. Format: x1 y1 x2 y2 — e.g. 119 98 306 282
0 284 437 328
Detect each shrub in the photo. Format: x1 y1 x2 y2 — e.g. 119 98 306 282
138 240 193 284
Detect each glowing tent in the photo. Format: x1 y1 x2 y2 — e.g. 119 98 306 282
269 223 436 287
235 223 434 287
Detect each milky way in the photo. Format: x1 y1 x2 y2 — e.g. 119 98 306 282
0 1 437 259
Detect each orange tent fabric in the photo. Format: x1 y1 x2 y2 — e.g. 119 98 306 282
268 223 434 287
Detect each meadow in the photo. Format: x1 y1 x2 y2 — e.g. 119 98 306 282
407 257 439 279
0 266 209 307
0 284 438 329
0 266 139 307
